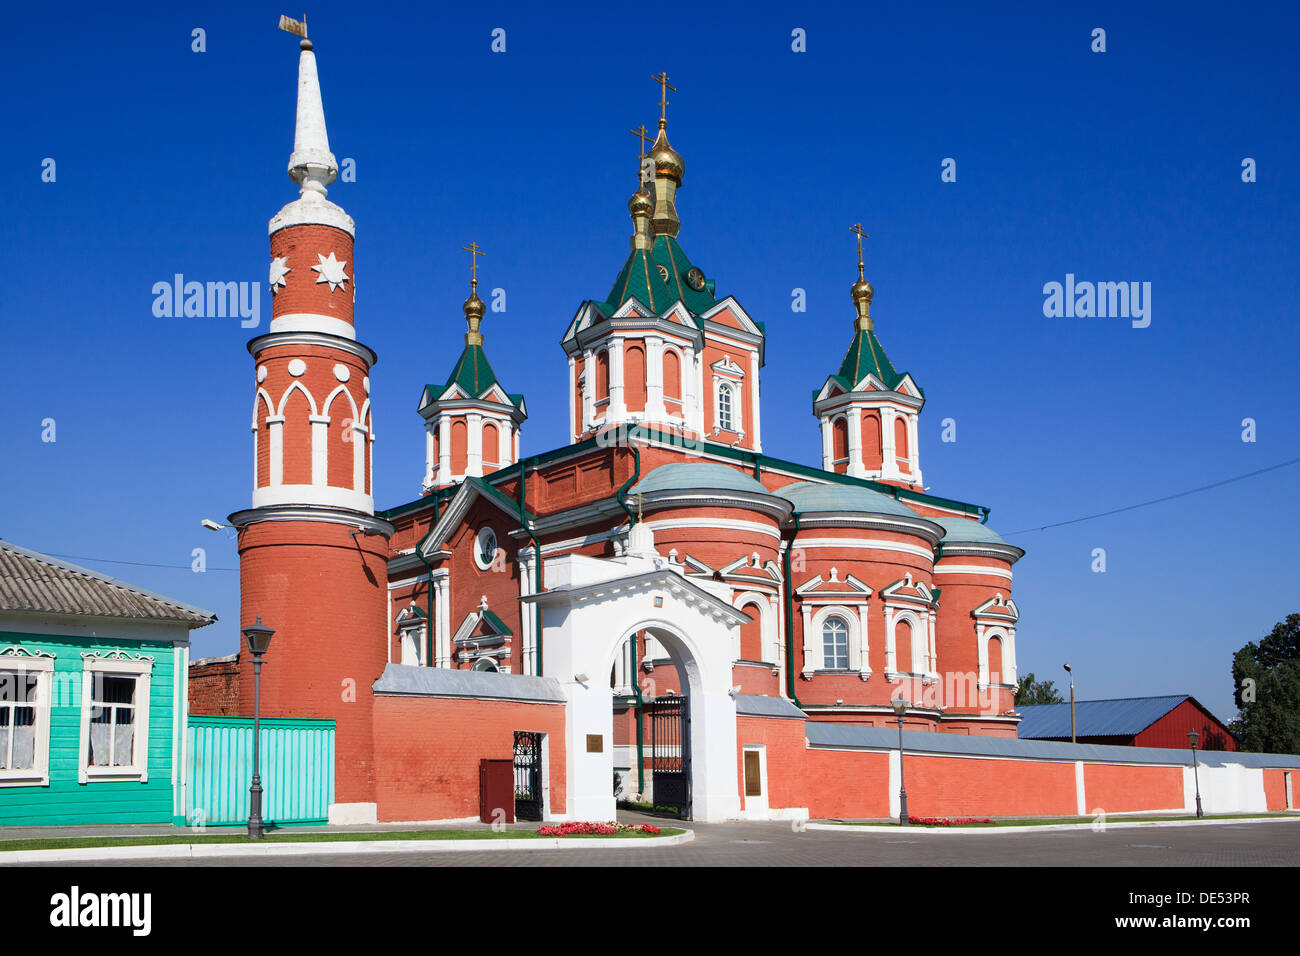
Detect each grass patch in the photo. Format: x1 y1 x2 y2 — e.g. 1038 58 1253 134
0 827 684 854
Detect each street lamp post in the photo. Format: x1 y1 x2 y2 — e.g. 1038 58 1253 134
891 697 909 826
1188 730 1204 819
242 616 275 840
1064 663 1076 744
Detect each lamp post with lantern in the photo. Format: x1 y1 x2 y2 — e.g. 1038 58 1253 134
1188 730 1204 819
891 697 909 825
242 616 275 840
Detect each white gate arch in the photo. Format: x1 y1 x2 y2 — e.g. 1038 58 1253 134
524 550 748 822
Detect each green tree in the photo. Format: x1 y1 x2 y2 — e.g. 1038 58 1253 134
1232 613 1300 753
1015 672 1065 706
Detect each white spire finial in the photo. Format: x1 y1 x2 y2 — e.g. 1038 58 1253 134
287 38 337 197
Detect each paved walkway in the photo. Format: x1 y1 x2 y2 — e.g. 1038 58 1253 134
12 811 1300 866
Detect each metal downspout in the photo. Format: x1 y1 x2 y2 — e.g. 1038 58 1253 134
783 512 803 708
415 487 443 667
517 460 544 676
612 436 645 791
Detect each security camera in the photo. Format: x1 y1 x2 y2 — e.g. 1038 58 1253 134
200 519 226 531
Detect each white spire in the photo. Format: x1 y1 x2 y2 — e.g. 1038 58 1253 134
287 39 337 197
270 37 354 238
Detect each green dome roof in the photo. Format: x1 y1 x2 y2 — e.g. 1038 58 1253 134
632 463 772 497
933 516 1010 545
776 481 916 518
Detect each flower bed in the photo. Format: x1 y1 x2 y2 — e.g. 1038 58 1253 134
907 816 995 827
537 821 661 837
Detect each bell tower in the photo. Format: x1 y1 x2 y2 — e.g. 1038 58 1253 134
229 25 392 824
813 226 925 489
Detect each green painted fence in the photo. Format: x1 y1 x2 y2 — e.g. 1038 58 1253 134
185 716 334 827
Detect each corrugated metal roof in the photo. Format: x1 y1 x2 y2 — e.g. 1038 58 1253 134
0 539 215 627
372 663 565 703
1017 696 1190 739
734 694 806 720
805 722 1300 769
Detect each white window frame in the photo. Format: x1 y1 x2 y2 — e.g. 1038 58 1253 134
0 650 56 787
716 381 735 432
79 655 153 784
398 623 426 667
805 604 869 678
822 615 850 670
473 526 499 571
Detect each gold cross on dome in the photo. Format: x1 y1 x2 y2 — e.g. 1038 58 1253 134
462 241 486 288
651 72 676 124
850 223 869 278
629 124 652 159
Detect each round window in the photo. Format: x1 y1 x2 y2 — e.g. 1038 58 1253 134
474 527 499 570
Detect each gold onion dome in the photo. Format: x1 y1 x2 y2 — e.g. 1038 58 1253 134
628 187 653 217
463 288 485 345
851 277 873 329
650 123 685 184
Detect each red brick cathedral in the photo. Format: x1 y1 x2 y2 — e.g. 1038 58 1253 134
201 37 1029 824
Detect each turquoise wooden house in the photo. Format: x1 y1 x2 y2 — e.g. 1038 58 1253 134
0 540 215 827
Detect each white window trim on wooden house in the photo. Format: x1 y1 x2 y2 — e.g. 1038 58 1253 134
0 647 56 788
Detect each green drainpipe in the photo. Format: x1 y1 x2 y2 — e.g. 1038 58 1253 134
517 459 545 676
783 512 803 708
415 486 444 666
631 630 646 796
614 427 643 523
612 435 645 792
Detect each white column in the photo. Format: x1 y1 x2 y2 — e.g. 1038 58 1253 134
884 607 897 674
975 623 988 685
820 416 833 470
683 346 698 434
500 419 514 467
467 412 484 477
436 575 451 668
582 348 595 431
424 425 435 488
568 355 578 441
352 421 366 491
857 605 871 679
908 413 922 482
881 406 898 480
646 335 666 421
800 604 816 677
309 415 330 485
438 415 451 485
847 406 864 478
749 350 762 452
609 338 626 419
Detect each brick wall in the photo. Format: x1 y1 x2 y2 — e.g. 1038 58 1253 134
189 656 241 716
372 694 566 823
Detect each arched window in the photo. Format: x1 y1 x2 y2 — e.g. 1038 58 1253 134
472 658 499 672
894 416 910 470
717 383 734 432
626 344 647 412
482 421 499 467
862 411 882 471
895 618 913 674
595 350 610 400
831 417 849 467
987 635 1004 684
739 604 763 662
663 349 681 400
822 616 849 670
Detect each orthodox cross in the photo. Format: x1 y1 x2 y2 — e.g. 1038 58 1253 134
462 241 485 290
651 72 676 124
850 223 869 279
629 124 653 185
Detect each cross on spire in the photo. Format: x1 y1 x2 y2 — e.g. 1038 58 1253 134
651 72 676 127
850 223 869 279
629 124 652 158
462 241 485 290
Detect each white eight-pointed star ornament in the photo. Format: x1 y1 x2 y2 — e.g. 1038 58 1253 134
312 251 349 292
269 256 291 293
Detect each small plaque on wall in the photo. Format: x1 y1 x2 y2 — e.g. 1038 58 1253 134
586 734 604 753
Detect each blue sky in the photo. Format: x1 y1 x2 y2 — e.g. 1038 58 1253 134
4 1 1297 722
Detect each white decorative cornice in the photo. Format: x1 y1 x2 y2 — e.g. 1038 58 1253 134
81 650 154 663
0 646 56 659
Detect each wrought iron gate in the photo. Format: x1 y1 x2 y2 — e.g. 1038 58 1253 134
513 731 543 822
648 695 691 819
